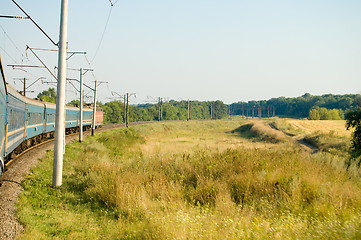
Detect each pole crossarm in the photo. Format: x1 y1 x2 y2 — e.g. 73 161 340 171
67 78 94 91
26 46 57 80
29 47 86 56
67 80 79 92
111 91 124 98
0 15 29 19
13 77 46 91
8 64 45 68
95 81 108 87
27 77 46 89
66 52 87 60
54 66 93 73
27 47 87 62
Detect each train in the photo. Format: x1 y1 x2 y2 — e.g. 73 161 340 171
0 55 103 178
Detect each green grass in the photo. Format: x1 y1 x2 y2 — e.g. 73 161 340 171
16 120 361 239
303 130 350 156
271 118 305 136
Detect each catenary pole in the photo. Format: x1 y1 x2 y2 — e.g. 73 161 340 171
79 68 83 142
92 79 98 136
126 93 129 127
187 99 190 121
123 95 126 124
160 98 163 121
53 0 68 187
158 97 161 121
23 78 26 96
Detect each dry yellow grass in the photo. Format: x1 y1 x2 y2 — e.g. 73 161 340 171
138 120 286 157
287 119 350 137
16 119 361 239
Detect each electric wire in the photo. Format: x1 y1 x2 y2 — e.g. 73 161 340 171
90 5 113 63
0 24 51 84
0 24 28 62
11 0 58 46
0 45 18 63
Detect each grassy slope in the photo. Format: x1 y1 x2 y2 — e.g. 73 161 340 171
273 119 351 156
16 120 361 239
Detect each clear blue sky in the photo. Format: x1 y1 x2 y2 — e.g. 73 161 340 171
1 0 361 104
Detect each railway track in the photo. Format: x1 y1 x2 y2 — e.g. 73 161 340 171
3 121 154 172
0 121 157 240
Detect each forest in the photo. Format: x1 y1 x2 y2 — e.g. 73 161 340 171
99 93 361 124
231 93 360 118
100 100 228 124
35 89 360 123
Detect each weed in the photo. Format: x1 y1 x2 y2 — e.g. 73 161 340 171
16 120 361 239
232 121 287 143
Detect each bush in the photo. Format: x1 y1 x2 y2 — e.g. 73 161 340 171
308 107 343 120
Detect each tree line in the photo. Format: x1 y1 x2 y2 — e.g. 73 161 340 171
231 93 361 119
35 89 360 122
100 100 229 124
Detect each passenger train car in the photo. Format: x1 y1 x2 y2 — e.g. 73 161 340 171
0 55 103 178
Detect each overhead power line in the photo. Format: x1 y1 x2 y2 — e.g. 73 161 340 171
11 0 58 46
91 0 122 63
90 5 113 63
0 24 29 62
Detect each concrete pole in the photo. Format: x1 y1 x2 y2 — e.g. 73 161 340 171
123 95 126 124
23 78 26 96
126 93 129 127
53 0 68 187
158 97 160 121
187 99 190 121
160 98 163 121
79 68 83 142
91 79 97 136
229 104 232 120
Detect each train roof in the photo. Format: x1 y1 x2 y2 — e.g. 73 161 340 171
6 82 28 103
0 55 7 94
0 55 95 111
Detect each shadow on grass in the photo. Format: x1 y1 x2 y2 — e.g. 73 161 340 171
229 123 257 140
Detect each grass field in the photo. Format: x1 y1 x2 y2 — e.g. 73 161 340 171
16 119 361 239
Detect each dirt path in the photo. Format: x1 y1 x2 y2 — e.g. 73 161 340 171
268 122 319 154
0 123 128 240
